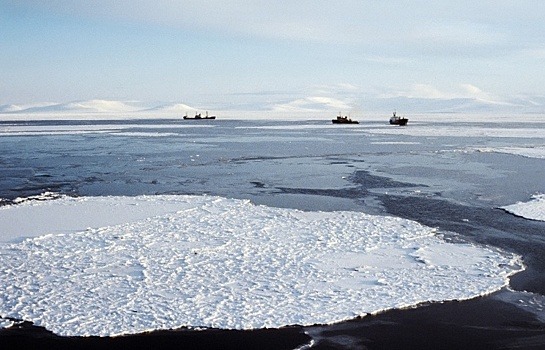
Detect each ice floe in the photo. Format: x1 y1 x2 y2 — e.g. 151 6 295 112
477 146 545 159
0 123 213 137
365 125 545 139
0 195 523 336
501 194 545 222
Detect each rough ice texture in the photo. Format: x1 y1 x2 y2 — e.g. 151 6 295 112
501 194 545 222
0 195 522 337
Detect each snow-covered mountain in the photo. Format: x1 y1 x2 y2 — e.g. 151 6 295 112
0 99 207 120
142 103 196 112
272 96 353 112
362 96 545 114
12 100 142 113
1 96 543 117
267 95 545 114
0 100 190 114
0 102 58 113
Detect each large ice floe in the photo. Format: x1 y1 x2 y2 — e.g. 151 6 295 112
501 194 545 222
0 195 523 337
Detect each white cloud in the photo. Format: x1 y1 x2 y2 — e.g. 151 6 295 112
310 83 361 96
11 1 522 46
410 22 506 48
519 48 545 59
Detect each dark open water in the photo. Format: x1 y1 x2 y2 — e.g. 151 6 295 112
1 118 544 349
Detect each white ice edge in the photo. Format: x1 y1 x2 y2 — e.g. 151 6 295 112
501 194 545 222
0 123 214 137
476 146 545 159
0 194 524 337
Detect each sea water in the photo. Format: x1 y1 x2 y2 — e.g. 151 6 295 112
0 117 544 336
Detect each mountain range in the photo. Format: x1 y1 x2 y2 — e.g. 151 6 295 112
1 96 544 115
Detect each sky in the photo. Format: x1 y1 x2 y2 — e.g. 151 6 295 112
1 1 545 112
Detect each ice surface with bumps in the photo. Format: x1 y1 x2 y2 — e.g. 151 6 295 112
0 195 523 336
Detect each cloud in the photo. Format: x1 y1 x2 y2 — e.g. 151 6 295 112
11 1 527 48
4 1 545 106
409 22 506 48
15 1 342 42
310 83 361 96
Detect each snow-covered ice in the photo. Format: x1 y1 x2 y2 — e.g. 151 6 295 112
0 193 206 243
0 123 213 137
0 195 523 337
501 194 545 222
365 125 545 139
477 146 545 159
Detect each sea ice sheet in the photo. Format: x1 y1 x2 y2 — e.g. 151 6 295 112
501 194 545 222
477 146 545 159
0 195 522 336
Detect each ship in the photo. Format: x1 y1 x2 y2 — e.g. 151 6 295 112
389 111 408 126
332 113 359 124
183 111 216 120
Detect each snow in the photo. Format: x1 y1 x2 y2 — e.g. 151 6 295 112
60 100 140 112
1 100 140 114
0 319 15 329
477 146 545 159
501 194 545 222
272 96 353 112
0 102 58 113
0 99 199 120
0 123 214 137
365 125 545 138
0 194 523 337
0 193 203 243
145 103 197 112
